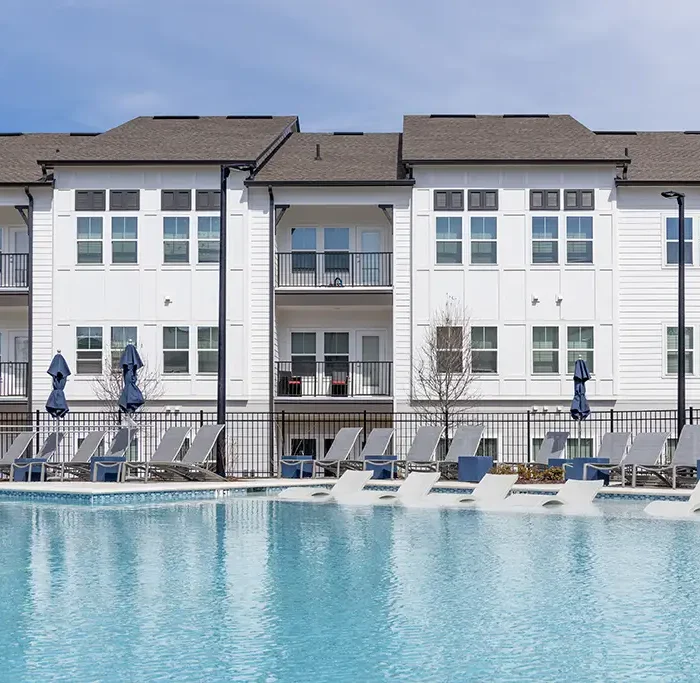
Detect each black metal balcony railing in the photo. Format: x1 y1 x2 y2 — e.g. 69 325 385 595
0 254 29 289
276 361 392 398
0 362 28 397
276 252 392 288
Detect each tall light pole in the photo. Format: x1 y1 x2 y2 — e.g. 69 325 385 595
662 190 686 436
216 165 230 477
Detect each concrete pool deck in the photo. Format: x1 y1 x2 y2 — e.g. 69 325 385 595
0 478 694 499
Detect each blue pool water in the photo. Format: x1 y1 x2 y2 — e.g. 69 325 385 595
2 496 700 682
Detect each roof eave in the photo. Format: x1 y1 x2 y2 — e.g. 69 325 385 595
0 180 51 187
244 179 415 187
403 157 630 165
38 159 259 167
616 179 700 186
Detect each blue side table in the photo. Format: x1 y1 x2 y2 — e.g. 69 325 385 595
365 456 397 479
280 456 314 479
569 457 610 482
91 456 127 482
458 456 494 483
12 458 47 482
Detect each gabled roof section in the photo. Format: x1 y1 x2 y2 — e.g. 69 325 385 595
0 133 90 184
402 114 629 164
247 132 412 186
601 131 700 184
40 116 299 166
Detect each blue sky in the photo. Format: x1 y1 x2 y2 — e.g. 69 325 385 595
2 0 699 133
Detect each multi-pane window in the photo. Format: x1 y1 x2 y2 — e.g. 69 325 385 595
77 217 103 264
197 326 218 373
530 190 560 210
470 217 497 264
532 216 559 264
111 326 138 370
567 326 594 374
434 190 463 211
533 327 559 374
111 217 138 264
291 227 317 272
566 217 593 263
109 190 139 211
436 326 463 373
667 327 694 375
291 332 316 376
161 190 191 211
564 189 594 210
197 217 220 263
76 326 103 375
163 217 190 263
324 332 349 376
323 228 350 272
436 217 463 264
75 190 106 211
163 327 190 373
195 190 221 211
666 217 693 265
468 190 498 211
476 438 498 458
471 327 498 373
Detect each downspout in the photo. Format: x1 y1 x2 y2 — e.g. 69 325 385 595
24 187 33 414
268 186 276 476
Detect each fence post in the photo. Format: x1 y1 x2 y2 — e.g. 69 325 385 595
200 409 204 427
280 411 286 462
691 407 694 425
610 408 615 433
35 409 40 455
526 410 531 463
362 410 367 448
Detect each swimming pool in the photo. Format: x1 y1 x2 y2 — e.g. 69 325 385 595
1 496 699 682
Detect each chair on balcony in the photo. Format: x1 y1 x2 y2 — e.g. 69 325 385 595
330 370 349 397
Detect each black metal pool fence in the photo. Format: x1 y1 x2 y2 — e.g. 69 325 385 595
0 408 691 478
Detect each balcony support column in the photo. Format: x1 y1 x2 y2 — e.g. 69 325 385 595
16 189 33 410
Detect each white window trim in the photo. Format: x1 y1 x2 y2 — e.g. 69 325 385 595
531 325 561 375
566 325 595 376
471 325 498 375
531 215 560 266
663 323 695 377
469 216 498 266
435 214 464 266
662 213 694 268
162 325 191 375
565 216 594 265
76 216 104 266
163 216 191 266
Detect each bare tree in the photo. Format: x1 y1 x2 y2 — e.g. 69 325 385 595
412 296 478 440
91 345 164 411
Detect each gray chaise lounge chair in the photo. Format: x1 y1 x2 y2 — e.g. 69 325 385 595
142 424 225 481
438 425 485 479
0 432 37 479
313 427 363 477
9 432 64 481
124 426 192 480
618 432 669 487
582 432 632 481
343 427 395 472
396 425 446 474
631 426 698 488
42 430 108 481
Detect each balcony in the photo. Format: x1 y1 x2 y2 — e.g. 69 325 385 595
276 361 392 399
276 252 392 289
0 362 28 399
0 254 29 290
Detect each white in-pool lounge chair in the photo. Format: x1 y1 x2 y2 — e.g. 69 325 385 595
340 472 441 506
277 470 374 502
422 473 519 507
503 479 605 508
143 424 225 481
644 480 700 518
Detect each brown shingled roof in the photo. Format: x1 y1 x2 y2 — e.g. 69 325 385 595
601 131 700 184
248 132 410 185
403 114 629 164
0 133 93 184
41 116 298 165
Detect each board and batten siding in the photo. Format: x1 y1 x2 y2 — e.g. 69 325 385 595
408 165 617 406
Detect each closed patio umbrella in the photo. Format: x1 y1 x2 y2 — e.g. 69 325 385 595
46 352 71 461
118 344 144 460
570 358 591 457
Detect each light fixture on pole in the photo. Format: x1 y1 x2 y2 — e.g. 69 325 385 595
661 190 687 436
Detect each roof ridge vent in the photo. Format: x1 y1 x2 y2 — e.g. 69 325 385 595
502 114 550 119
152 115 200 120
0 132 23 136
429 114 477 119
594 131 638 135
69 132 100 137
684 131 700 135
314 143 322 161
226 115 274 119
332 131 364 135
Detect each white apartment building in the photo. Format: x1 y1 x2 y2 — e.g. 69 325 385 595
0 113 697 466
